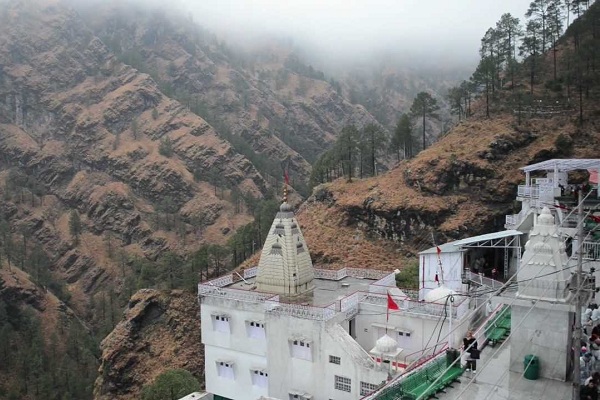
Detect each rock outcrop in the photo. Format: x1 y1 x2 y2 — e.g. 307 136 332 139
297 115 600 269
94 289 203 400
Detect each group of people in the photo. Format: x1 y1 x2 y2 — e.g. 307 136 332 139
580 304 600 399
559 182 595 198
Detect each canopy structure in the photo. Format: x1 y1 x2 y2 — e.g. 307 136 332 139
420 230 523 280
521 159 600 173
421 230 523 254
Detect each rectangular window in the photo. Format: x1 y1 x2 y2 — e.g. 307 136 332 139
247 321 266 339
334 375 351 392
360 382 379 396
217 362 234 380
329 355 341 365
251 369 268 388
213 315 230 333
291 340 312 361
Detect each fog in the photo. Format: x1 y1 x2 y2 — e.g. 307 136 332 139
178 0 532 69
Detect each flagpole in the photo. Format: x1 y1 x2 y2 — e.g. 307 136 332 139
386 305 389 334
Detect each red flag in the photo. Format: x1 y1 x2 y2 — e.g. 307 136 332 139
284 169 290 185
435 273 439 283
436 246 441 255
387 293 399 311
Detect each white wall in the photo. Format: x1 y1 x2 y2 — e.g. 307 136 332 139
201 299 268 400
265 314 388 400
354 303 467 362
419 252 464 299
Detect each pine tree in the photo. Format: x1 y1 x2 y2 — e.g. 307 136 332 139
68 210 82 245
391 114 414 160
362 124 387 177
496 13 523 89
409 92 440 150
336 125 359 182
519 20 544 94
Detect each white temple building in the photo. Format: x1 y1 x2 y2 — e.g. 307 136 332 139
199 197 473 400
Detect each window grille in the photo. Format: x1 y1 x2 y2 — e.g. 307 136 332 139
360 381 379 396
329 355 341 365
334 375 351 392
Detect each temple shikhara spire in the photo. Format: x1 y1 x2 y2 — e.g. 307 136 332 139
255 171 315 296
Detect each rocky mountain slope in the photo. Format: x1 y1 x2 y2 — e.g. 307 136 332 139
71 1 382 189
0 265 98 399
0 0 265 291
94 289 202 400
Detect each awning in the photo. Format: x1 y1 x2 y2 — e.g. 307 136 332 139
521 159 600 173
452 230 523 247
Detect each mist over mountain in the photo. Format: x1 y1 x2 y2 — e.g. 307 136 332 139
179 0 533 70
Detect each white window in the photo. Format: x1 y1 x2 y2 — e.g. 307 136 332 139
213 315 230 333
247 321 266 339
334 375 351 392
217 361 235 380
291 340 312 361
329 355 341 365
360 382 379 396
251 369 268 388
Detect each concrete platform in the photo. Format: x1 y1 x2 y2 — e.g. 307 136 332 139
442 339 573 400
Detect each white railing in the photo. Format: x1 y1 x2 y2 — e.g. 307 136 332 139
340 292 367 319
505 207 531 229
518 184 555 201
463 271 504 290
346 268 389 280
534 178 550 184
582 241 600 260
203 274 233 288
518 184 539 198
266 302 336 321
312 267 390 281
314 268 346 280
198 285 276 302
243 267 258 279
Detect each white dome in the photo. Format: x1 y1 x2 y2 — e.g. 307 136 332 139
376 334 398 354
424 285 456 304
537 207 554 226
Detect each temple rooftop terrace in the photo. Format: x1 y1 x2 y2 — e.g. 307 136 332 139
198 267 470 322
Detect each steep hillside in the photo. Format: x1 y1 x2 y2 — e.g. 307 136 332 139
0 266 98 399
94 289 202 400
71 1 382 189
0 0 268 312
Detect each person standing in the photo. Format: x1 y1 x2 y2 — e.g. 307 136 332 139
463 330 479 373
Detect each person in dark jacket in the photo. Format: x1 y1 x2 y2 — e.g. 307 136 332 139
463 330 478 372
580 379 598 400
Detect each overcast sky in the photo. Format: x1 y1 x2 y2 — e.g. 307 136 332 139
181 0 533 68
